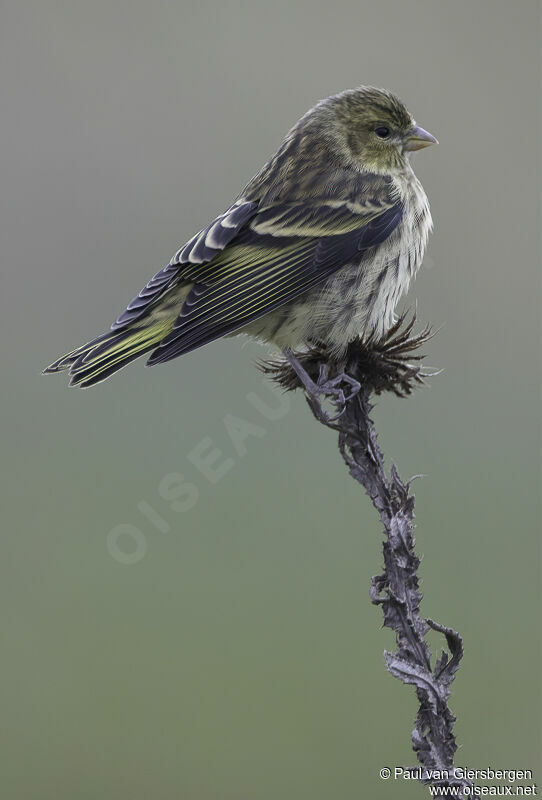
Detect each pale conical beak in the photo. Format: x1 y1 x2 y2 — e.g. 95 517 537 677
404 125 438 151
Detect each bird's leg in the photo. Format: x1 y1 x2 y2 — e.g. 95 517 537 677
282 349 361 422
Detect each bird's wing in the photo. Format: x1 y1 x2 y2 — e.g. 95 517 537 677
112 200 258 329
147 190 403 364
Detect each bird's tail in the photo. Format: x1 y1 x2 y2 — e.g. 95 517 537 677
43 317 175 388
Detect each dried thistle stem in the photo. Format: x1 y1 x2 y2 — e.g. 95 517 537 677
261 314 470 797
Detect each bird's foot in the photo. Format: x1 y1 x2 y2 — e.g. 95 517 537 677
259 311 437 400
282 349 360 422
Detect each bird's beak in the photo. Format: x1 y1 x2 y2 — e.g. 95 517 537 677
404 125 438 151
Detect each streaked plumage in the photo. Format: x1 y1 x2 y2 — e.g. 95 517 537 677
44 86 437 387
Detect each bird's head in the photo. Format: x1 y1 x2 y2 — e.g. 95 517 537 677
310 86 438 175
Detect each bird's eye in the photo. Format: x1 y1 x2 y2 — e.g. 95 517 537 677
374 126 391 139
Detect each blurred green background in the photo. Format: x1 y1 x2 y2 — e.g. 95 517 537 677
1 1 540 797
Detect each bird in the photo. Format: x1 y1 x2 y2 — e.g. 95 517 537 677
44 85 437 389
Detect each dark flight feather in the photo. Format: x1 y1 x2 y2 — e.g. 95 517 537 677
147 199 402 364
111 200 258 330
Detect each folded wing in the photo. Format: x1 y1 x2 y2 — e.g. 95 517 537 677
147 192 403 364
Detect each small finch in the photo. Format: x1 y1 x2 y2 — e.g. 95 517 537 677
44 86 437 388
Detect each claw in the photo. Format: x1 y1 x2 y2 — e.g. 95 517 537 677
283 349 361 422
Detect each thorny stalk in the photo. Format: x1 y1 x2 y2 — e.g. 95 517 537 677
261 314 471 797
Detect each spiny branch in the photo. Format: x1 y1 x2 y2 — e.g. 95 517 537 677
261 314 470 797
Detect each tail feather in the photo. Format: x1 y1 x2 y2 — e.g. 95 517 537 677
43 319 174 388
43 331 112 374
